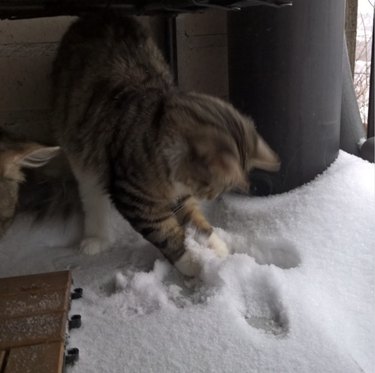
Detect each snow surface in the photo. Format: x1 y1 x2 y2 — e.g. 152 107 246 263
0 151 374 373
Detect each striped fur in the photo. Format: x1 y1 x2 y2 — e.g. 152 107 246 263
17 155 81 221
52 15 280 275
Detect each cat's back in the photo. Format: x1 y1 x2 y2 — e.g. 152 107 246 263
53 15 172 90
57 15 147 62
52 15 174 167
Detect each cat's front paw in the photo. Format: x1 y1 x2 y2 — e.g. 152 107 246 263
80 237 110 255
174 250 201 277
207 232 230 258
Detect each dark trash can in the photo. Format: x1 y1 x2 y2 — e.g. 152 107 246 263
228 0 346 194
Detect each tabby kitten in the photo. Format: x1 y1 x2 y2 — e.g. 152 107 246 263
0 130 60 237
52 16 280 276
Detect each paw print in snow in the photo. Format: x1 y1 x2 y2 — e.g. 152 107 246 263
242 273 289 337
249 238 301 269
238 239 301 336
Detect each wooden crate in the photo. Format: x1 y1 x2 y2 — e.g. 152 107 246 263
0 271 72 373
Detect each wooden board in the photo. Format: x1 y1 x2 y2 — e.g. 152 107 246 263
0 289 68 319
4 342 65 373
0 271 71 296
0 312 67 349
0 271 72 373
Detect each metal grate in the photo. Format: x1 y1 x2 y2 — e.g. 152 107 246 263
0 0 292 19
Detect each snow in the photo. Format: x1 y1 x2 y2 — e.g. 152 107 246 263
0 151 374 373
358 0 374 14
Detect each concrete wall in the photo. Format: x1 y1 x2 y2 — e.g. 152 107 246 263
0 17 75 143
176 10 228 99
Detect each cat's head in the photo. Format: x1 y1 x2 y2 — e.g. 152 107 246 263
166 93 280 199
0 130 60 183
0 130 60 233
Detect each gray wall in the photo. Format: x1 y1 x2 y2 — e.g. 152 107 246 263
0 17 75 143
0 12 228 142
176 10 228 99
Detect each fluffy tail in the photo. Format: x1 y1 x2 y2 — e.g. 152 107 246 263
16 155 82 220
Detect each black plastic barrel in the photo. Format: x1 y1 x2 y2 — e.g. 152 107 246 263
228 0 346 194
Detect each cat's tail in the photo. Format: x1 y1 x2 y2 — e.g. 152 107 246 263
16 156 82 221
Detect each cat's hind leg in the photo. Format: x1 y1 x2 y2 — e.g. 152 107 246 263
70 162 112 255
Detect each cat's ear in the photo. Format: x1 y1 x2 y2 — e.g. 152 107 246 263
1 144 60 181
251 135 281 172
16 144 61 168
